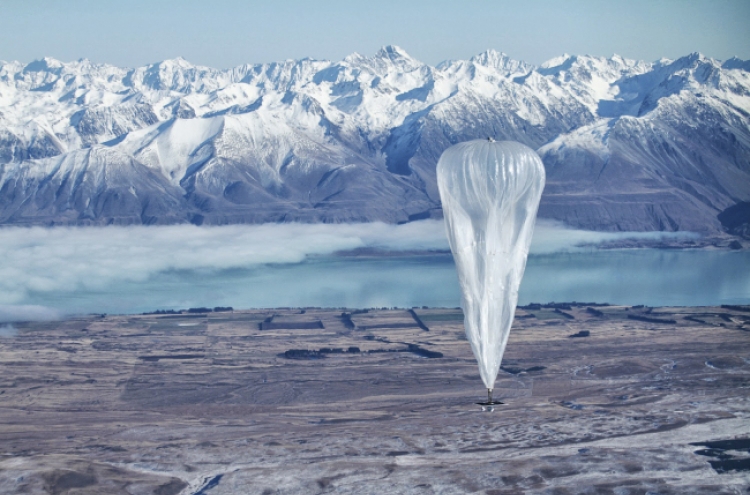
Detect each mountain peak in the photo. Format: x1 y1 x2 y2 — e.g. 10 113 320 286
342 51 366 64
722 57 750 71
677 52 712 65
666 52 722 73
158 56 194 68
23 56 64 73
376 45 415 62
470 49 531 74
471 49 508 65
540 54 573 69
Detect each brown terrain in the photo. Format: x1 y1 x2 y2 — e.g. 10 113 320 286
0 304 749 494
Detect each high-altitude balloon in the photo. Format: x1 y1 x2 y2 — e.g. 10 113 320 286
437 139 545 396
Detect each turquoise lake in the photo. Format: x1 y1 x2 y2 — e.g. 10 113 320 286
21 249 749 315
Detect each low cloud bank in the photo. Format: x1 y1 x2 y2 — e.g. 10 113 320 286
0 221 697 312
0 222 447 309
0 324 18 337
0 305 63 323
529 220 698 254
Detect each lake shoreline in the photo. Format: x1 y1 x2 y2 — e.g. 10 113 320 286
8 302 748 324
590 233 746 251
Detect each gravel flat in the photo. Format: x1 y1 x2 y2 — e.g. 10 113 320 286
1 305 748 494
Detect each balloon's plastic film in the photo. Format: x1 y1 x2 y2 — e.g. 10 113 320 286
437 140 546 395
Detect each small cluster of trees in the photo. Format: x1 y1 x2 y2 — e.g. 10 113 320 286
143 306 234 315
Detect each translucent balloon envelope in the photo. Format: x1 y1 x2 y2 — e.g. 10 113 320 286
437 139 545 393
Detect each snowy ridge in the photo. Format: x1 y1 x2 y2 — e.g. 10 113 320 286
0 47 748 231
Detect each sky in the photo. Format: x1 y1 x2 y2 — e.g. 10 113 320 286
1 0 748 68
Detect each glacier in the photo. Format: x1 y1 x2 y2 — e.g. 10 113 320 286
0 47 748 234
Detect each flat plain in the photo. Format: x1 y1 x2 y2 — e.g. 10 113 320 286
0 304 749 494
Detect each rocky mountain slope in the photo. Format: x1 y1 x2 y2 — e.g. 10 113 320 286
0 47 748 233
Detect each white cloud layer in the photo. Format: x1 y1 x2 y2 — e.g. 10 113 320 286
0 220 697 320
0 323 18 337
0 305 64 323
528 220 698 254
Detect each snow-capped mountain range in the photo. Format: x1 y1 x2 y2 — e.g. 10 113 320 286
1 46 749 233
